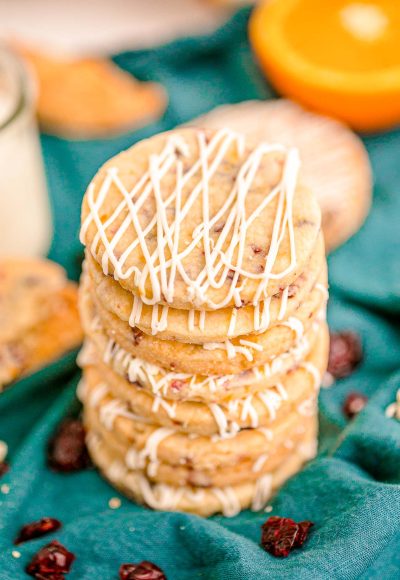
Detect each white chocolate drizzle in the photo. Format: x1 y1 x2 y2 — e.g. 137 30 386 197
138 476 185 511
297 396 317 418
76 378 87 403
300 362 321 390
122 282 291 337
211 486 241 517
208 403 240 439
252 453 269 473
151 396 177 420
278 286 290 321
94 323 313 400
81 129 300 310
126 427 174 478
281 316 304 340
203 339 255 361
88 382 109 408
251 474 272 511
315 282 329 301
209 383 287 436
258 427 274 441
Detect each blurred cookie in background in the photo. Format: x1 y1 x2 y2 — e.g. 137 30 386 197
0 258 82 391
205 0 255 6
189 99 372 253
15 45 167 139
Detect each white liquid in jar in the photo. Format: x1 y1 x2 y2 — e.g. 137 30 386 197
0 48 52 257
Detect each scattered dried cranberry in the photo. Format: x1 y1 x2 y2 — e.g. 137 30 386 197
26 540 75 578
0 462 9 478
261 516 313 557
47 419 90 473
343 392 368 419
119 561 166 580
294 520 313 547
328 331 363 379
15 517 61 545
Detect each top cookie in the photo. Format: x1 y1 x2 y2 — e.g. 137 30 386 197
81 128 321 310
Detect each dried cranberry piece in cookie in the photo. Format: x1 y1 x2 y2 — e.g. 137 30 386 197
47 419 90 473
0 462 9 478
26 540 75 577
14 517 61 545
119 561 166 580
328 331 363 379
343 392 368 419
261 516 313 557
170 380 185 393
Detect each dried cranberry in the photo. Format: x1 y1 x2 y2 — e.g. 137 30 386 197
47 419 90 473
213 222 225 233
26 540 75 578
328 331 363 379
0 462 9 477
294 521 314 547
261 516 313 557
119 561 166 580
170 380 185 392
343 392 368 419
15 517 61 545
251 244 264 255
132 328 143 346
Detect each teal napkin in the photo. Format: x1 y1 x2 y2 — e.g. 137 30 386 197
0 9 399 579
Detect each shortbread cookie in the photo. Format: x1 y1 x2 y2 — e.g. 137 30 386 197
79 315 323 404
85 233 325 342
18 45 167 138
190 99 372 252
81 127 321 309
80 323 327 436
0 283 82 389
80 270 327 375
81 383 316 473
85 402 316 488
86 428 316 516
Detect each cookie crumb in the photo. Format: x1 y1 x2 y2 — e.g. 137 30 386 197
12 550 21 559
0 440 8 463
385 389 400 420
264 505 273 513
108 497 121 509
1 483 10 494
321 372 335 389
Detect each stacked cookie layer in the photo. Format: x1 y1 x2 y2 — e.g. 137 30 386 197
78 127 329 517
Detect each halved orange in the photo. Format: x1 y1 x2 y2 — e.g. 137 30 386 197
249 0 400 131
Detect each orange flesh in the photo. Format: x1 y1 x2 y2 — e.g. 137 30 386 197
284 0 400 73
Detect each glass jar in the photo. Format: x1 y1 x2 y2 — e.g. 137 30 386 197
0 46 52 257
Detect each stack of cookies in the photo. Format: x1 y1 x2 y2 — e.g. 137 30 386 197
78 127 329 517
